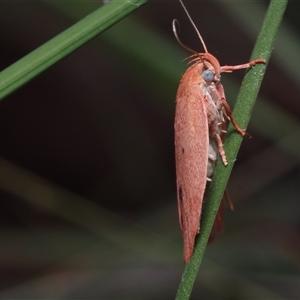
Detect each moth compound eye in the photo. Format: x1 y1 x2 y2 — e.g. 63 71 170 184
202 69 214 82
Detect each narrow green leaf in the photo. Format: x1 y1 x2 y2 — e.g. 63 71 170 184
0 0 147 101
175 0 288 299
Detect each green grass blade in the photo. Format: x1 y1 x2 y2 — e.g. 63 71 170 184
0 0 147 101
175 0 288 299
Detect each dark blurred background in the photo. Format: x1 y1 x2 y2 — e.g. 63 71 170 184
0 1 299 299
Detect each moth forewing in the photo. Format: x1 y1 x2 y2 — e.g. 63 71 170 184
175 63 209 264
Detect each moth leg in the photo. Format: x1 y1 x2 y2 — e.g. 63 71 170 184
220 59 266 73
215 133 228 166
224 189 234 211
215 83 250 138
220 97 250 137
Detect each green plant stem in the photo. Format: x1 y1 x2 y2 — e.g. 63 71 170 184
0 0 147 101
175 0 288 299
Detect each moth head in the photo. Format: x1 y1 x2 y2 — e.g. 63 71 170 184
200 53 221 82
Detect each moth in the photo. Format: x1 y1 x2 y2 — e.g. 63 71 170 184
174 0 266 264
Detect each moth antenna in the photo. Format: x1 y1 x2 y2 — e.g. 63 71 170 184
172 19 196 54
178 0 208 53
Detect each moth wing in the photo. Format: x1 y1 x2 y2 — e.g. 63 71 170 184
175 83 209 264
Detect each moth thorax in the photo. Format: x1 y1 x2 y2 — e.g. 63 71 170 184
207 137 218 179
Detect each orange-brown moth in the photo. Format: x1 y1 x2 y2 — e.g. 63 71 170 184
174 0 266 264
